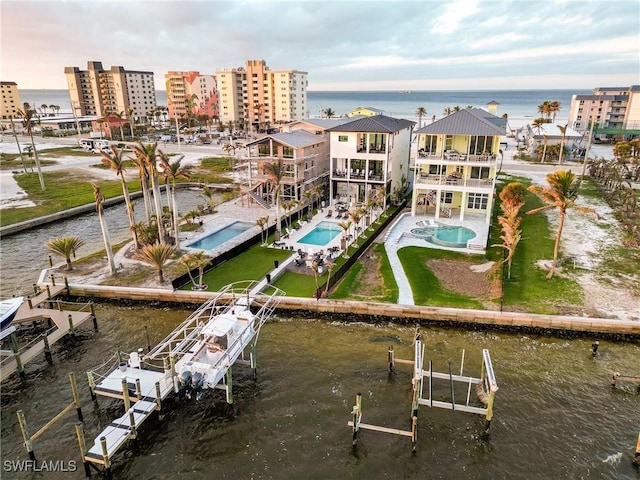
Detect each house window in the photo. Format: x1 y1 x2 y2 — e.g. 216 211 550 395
440 192 453 204
467 193 488 210
283 146 293 158
469 136 492 155
470 167 490 179
338 135 348 142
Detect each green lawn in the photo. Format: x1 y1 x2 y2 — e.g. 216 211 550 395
397 247 486 309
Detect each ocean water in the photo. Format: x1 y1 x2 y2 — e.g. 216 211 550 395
18 89 588 124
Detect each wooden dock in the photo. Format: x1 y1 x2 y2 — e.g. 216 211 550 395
1 285 96 381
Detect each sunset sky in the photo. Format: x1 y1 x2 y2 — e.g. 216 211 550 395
2 0 638 90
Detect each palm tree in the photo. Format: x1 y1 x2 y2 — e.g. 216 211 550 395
179 251 210 289
50 105 60 116
549 101 561 123
46 236 85 271
129 147 152 224
531 118 544 135
256 215 269 245
557 123 568 164
110 111 126 140
133 243 176 283
443 107 452 117
349 209 363 247
90 183 117 275
127 107 135 138
101 146 139 249
159 152 190 249
492 182 526 279
40 104 48 116
323 108 336 119
338 220 352 257
263 158 285 236
133 142 166 244
526 170 597 279
9 117 27 172
324 261 336 298
415 106 427 129
541 134 549 164
17 104 45 190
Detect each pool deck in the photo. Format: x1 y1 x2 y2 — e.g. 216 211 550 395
384 213 490 306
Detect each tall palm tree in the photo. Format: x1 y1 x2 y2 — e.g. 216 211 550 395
101 146 139 249
129 147 152 224
492 182 526 279
159 152 190 250
90 183 117 275
9 117 28 172
17 104 45 190
324 261 336 298
526 170 597 279
40 104 48 116
110 111 126 140
443 107 452 117
557 123 568 165
541 134 549 164
415 106 427 129
338 220 352 256
263 158 285 236
46 236 85 271
133 243 176 283
323 108 336 119
348 209 363 247
531 118 544 135
127 107 135 138
133 142 166 244
179 251 210 289
549 101 561 123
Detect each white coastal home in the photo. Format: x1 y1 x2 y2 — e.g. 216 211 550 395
326 114 415 209
412 108 507 224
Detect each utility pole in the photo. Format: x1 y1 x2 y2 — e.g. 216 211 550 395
579 108 597 183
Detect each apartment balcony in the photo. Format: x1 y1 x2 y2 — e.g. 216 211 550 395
414 173 494 189
332 169 385 182
416 150 497 164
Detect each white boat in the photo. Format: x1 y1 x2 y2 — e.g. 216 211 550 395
0 297 23 331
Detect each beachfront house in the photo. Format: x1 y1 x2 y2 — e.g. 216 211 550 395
243 130 329 208
347 106 384 117
412 108 507 224
523 123 583 160
327 114 415 209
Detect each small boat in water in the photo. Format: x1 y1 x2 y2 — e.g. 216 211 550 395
0 297 23 331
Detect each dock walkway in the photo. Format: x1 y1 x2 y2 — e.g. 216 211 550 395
1 285 95 381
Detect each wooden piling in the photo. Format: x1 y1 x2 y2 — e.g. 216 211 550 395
33 283 38 295
411 415 418 452
46 284 51 299
48 255 53 267
634 432 640 466
99 436 110 470
388 346 395 372
70 372 83 422
226 367 234 404
122 378 131 413
27 297 33 309
135 378 142 399
170 355 178 393
50 274 56 287
68 314 75 337
57 299 62 311
74 422 91 478
42 333 53 364
10 331 25 380
91 303 98 331
128 409 137 438
155 382 162 412
352 392 362 445
250 343 257 379
87 371 97 401
64 276 69 290
17 410 36 460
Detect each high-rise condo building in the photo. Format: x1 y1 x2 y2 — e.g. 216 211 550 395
165 71 218 121
568 85 640 133
64 61 157 122
0 81 21 119
216 60 307 130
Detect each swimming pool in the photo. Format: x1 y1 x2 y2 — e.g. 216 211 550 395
298 221 342 246
186 221 254 250
410 225 476 248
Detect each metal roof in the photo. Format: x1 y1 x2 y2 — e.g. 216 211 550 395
326 114 415 133
414 108 506 136
245 130 325 149
289 117 365 130
525 123 582 139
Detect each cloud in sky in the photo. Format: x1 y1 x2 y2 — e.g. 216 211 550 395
1 0 638 90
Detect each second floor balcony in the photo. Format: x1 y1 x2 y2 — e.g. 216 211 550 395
417 150 497 163
415 173 494 188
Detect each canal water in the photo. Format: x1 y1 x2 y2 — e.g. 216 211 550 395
1 195 639 479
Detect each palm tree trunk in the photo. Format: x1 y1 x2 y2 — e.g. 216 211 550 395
548 209 566 279
171 183 180 250
10 118 27 172
28 131 45 190
119 175 139 249
98 209 117 275
150 173 166 243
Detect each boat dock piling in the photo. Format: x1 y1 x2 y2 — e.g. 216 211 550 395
350 328 498 451
1 282 97 381
16 372 84 461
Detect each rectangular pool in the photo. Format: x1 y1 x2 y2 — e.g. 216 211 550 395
298 221 342 246
186 221 254 250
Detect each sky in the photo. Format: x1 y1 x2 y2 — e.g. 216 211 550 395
1 0 639 91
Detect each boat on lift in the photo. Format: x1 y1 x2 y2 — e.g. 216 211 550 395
0 297 23 331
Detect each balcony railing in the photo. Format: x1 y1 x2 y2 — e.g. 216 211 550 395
417 151 497 163
414 174 494 188
333 169 384 181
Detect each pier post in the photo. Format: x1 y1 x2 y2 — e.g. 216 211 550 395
91 303 98 331
87 372 97 401
17 410 36 460
64 276 69 290
250 344 257 379
68 314 75 337
99 436 111 472
57 299 62 311
634 432 640 466
122 378 131 413
33 283 38 295
155 382 162 413
485 387 496 432
70 372 83 422
42 334 53 364
135 379 142 400
411 415 418 453
128 409 137 439
48 255 53 267
46 285 51 299
170 355 178 393
74 422 91 478
225 367 234 405
144 324 151 352
27 297 33 309
351 393 362 446
10 332 26 380
50 274 56 287
388 346 395 373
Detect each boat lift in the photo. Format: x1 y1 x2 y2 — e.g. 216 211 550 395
81 281 284 476
349 329 498 451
